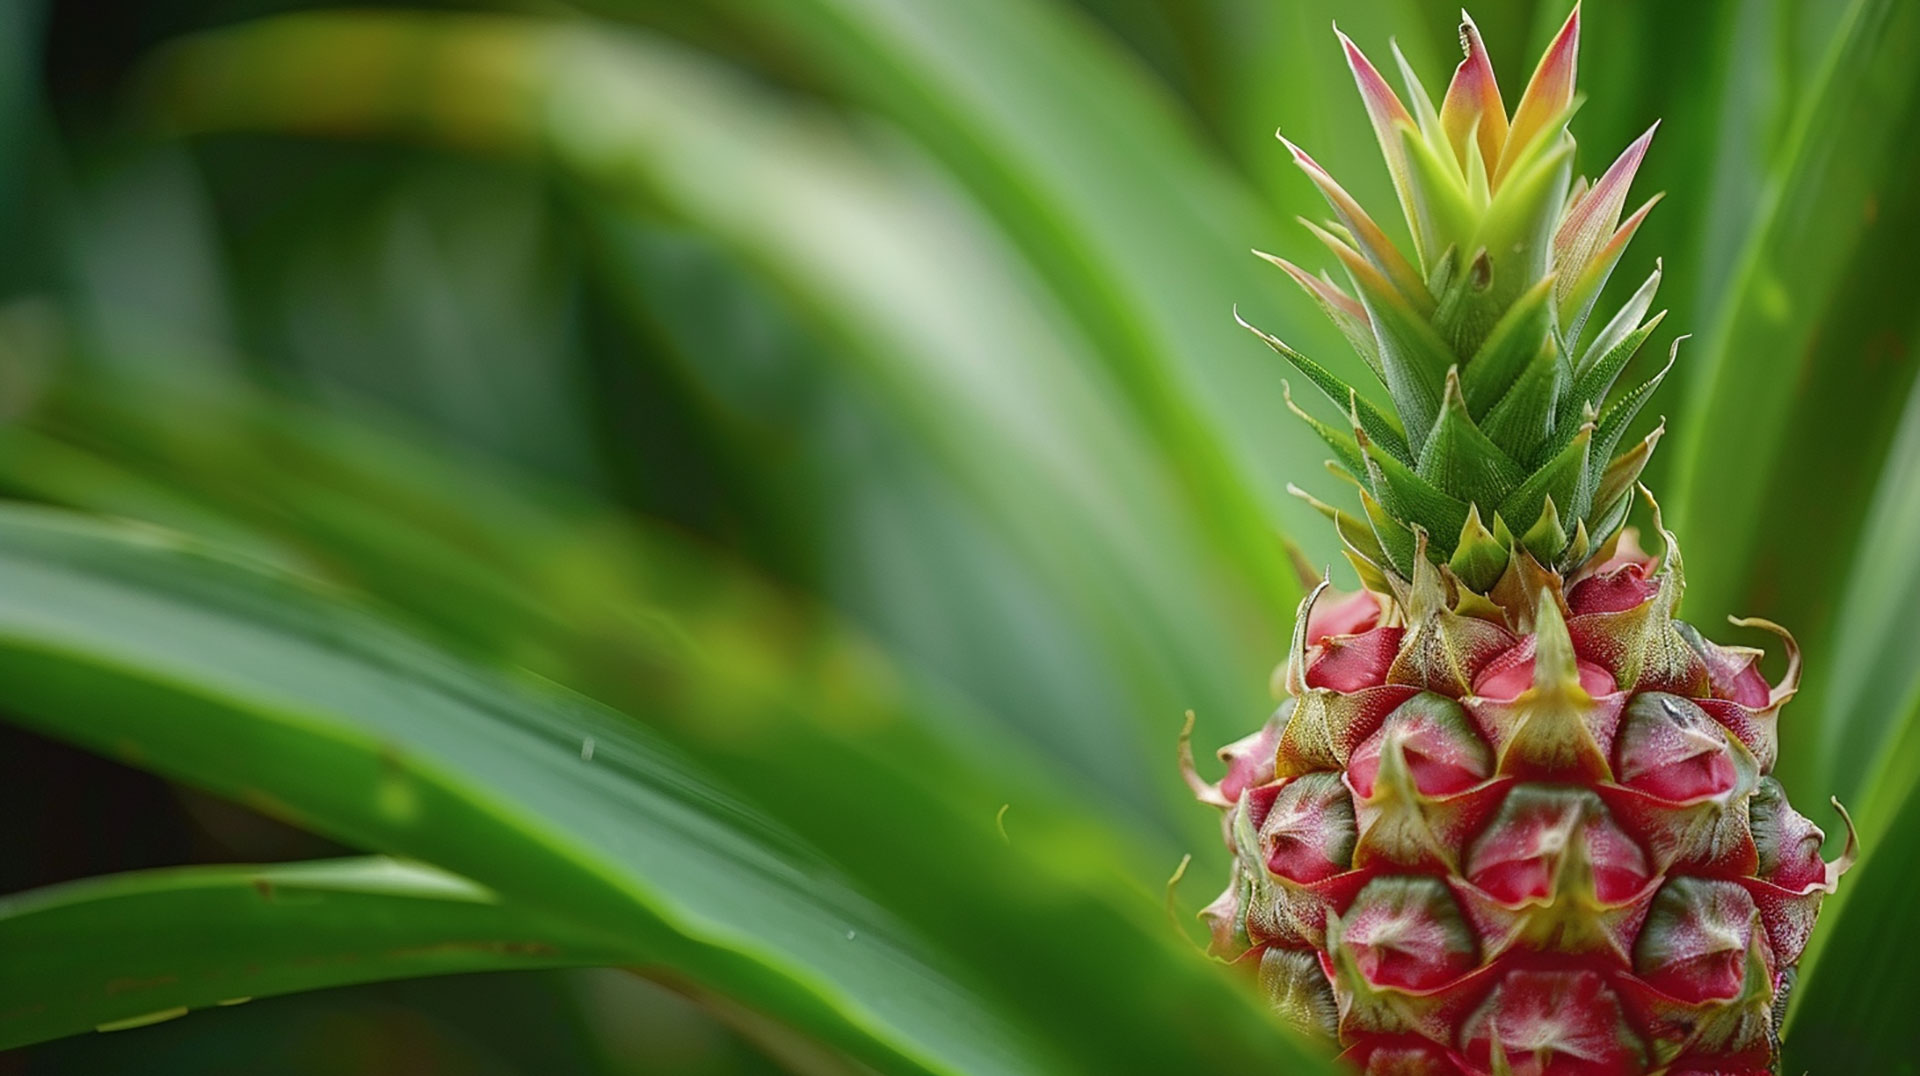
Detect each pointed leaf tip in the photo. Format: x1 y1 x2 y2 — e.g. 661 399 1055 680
1388 39 1447 152
1450 502 1512 592
1829 797 1859 877
1442 8 1507 171
1569 123 1659 224
1560 190 1664 345
1336 26 1430 267
1256 249 1368 320
1530 584 1580 692
1498 3 1580 184
1557 122 1659 287
1335 25 1408 121
1178 710 1229 807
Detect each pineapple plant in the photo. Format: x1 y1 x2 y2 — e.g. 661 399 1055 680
1186 7 1855 1074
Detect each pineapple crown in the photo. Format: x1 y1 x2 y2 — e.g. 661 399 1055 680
1244 4 1671 597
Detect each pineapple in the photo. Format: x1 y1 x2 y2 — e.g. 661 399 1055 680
1185 8 1854 1074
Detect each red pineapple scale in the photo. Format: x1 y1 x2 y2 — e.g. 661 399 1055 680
1187 530 1852 1074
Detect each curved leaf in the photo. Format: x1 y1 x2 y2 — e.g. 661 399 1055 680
139 11 1296 825
0 506 1049 1073
1790 375 1920 1040
0 857 630 1049
715 0 1330 596
1806 372 1920 806
1667 0 1920 665
0 503 1336 1072
1783 715 1920 1070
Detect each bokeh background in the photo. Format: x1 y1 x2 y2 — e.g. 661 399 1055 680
3 0 1917 1071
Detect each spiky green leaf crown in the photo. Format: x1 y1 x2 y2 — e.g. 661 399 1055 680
1248 5 1670 594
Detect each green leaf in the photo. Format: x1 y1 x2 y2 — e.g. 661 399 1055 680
0 367 1359 1072
0 858 632 1050
1804 372 1920 808
1293 482 1396 594
1237 309 1411 461
1361 430 1469 557
1518 494 1570 566
1626 11 1920 1051
1457 275 1556 418
0 507 1048 1072
1560 311 1666 432
1668 0 1920 671
1448 505 1510 593
1259 253 1385 378
1573 264 1661 377
1451 137 1573 352
1290 215 1453 447
1783 733 1920 1072
1588 340 1677 475
1282 382 1367 480
709 0 1333 600
1395 119 1476 278
1416 369 1526 509
0 504 1334 1072
1591 427 1661 532
1556 195 1659 355
1346 261 1456 447
136 11 1300 832
1358 485 1418 577
1480 337 1567 465
1497 424 1592 540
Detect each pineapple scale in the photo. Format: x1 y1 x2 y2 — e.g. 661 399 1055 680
1188 533 1852 1076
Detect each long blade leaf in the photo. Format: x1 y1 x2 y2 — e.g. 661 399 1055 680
0 507 1050 1073
1667 0 1920 656
139 11 1297 826
0 504 1335 1072
0 858 630 1049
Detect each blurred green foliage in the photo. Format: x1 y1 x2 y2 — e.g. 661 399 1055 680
0 0 1917 1071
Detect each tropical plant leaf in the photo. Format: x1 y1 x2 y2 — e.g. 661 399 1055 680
1801 372 1920 808
1783 711 1920 1071
0 503 1335 1072
1787 372 1920 1038
708 0 1333 594
0 507 1043 1073
1667 0 1920 674
138 11 1297 829
0 857 632 1050
1659 8 1920 1057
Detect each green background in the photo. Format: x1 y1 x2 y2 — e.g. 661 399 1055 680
0 0 1915 1071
